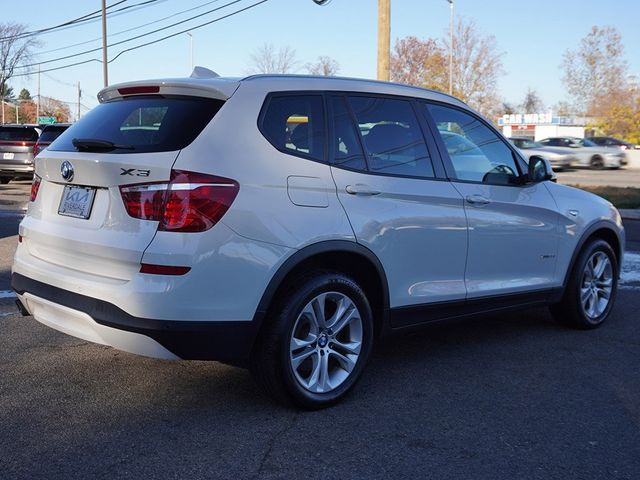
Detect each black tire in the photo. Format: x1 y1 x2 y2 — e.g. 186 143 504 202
550 239 618 329
590 155 604 170
250 271 374 409
0 176 11 185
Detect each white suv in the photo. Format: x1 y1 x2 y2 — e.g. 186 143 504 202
12 72 624 408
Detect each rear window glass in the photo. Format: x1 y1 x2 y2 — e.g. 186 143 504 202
260 95 325 161
49 96 224 153
0 127 39 142
39 126 69 143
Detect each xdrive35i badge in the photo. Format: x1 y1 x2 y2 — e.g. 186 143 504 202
60 161 74 182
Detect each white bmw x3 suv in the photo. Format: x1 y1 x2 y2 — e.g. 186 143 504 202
12 71 624 408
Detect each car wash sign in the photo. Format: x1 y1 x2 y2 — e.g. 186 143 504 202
499 112 553 126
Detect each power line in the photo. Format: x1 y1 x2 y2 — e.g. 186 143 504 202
39 0 225 56
11 0 270 78
109 0 269 63
0 1 128 42
16 0 246 70
0 0 168 43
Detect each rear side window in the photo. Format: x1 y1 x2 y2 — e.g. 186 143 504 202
0 127 39 142
329 96 367 171
260 95 325 161
348 96 434 178
49 96 223 154
38 126 69 143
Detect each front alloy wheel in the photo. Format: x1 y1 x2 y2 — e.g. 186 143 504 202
580 251 613 321
550 239 618 329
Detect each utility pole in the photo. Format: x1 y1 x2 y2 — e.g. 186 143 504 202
377 0 390 81
77 82 81 121
447 0 454 95
1 70 4 124
36 64 40 121
101 0 109 87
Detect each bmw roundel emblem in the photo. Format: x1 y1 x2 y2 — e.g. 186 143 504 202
61 161 74 182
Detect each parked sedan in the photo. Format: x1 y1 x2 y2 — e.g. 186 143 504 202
0 125 41 184
539 137 627 169
587 136 638 151
509 137 573 171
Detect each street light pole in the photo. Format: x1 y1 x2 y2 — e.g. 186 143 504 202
446 0 454 95
186 32 194 71
101 0 109 87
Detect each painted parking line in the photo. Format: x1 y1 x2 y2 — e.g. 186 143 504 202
0 290 17 299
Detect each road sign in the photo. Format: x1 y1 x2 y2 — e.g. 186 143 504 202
37 116 56 124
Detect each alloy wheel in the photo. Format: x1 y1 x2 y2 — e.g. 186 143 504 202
289 292 363 394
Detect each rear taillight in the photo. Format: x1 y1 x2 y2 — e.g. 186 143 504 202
30 175 41 202
33 143 47 157
119 170 239 233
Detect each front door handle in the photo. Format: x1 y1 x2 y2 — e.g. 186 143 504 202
465 194 491 205
346 184 381 196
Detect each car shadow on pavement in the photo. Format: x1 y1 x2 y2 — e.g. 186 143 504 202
3 295 639 479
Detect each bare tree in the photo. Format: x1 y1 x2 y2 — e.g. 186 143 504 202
389 20 504 118
390 36 447 90
502 101 516 115
306 56 340 76
446 18 504 117
519 88 544 113
0 23 39 123
249 43 298 74
561 26 628 115
39 96 71 123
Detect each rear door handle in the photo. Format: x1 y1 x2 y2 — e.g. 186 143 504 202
465 194 491 205
346 184 381 196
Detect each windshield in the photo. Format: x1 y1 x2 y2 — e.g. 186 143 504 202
49 96 224 154
0 127 39 142
39 126 69 143
512 138 543 149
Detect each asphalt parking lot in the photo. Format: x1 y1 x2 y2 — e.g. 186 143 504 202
1 180 640 479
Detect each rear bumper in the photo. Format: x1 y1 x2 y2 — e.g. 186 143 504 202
0 162 34 175
12 273 261 365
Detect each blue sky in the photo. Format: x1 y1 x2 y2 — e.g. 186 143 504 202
4 0 640 118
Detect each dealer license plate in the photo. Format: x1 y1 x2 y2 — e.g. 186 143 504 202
58 185 97 219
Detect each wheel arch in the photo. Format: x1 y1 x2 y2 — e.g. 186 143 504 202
562 220 623 287
252 240 390 340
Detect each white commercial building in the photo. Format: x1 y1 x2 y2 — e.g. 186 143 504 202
499 111 591 141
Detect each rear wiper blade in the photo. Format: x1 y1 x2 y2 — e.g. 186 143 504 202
72 138 135 151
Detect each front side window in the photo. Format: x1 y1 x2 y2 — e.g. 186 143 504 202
425 103 520 185
348 96 434 178
261 95 325 161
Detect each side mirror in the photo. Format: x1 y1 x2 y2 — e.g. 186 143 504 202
528 156 556 183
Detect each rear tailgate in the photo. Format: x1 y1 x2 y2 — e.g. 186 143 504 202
22 150 179 281
20 93 226 281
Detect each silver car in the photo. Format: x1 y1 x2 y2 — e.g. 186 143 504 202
509 137 573 171
539 137 627 169
13 72 625 408
0 125 41 184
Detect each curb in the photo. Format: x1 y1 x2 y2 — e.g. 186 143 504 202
620 209 640 221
